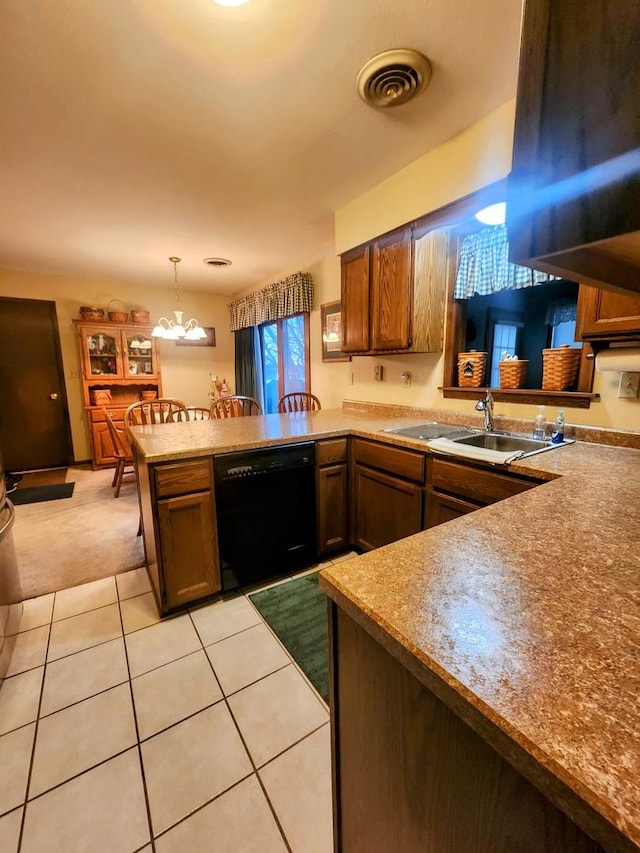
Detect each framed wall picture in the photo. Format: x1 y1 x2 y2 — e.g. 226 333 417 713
321 301 350 362
175 327 216 347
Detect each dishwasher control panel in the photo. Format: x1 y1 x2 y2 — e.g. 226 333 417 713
214 442 315 480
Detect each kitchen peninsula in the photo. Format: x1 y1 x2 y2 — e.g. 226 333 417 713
129 407 640 853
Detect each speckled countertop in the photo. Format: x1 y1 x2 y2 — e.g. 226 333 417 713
131 408 640 850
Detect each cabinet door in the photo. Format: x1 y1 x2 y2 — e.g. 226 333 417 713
317 463 348 555
507 0 640 294
157 491 220 609
371 226 413 351
341 244 371 353
424 488 478 529
79 326 124 379
353 465 422 552
91 421 118 468
122 331 160 379
576 284 640 340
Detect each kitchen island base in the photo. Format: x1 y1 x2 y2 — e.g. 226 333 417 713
329 604 612 853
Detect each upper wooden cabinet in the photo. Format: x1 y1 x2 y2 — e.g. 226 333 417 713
576 285 640 341
76 323 161 381
341 225 450 355
341 244 371 353
507 0 640 297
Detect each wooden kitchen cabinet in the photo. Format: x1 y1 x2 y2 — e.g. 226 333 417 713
576 284 640 341
351 438 424 551
74 320 163 468
316 438 349 555
507 0 640 297
341 244 371 353
424 457 540 529
341 224 449 355
136 456 221 614
370 225 413 351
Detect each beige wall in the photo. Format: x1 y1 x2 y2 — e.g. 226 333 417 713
0 268 235 461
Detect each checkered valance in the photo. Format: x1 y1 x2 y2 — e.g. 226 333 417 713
228 272 314 331
454 225 557 299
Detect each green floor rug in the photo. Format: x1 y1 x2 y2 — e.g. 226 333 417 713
249 572 328 703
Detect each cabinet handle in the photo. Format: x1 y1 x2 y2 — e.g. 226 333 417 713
48 392 59 400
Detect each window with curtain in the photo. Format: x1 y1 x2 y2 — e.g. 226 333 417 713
260 314 309 413
228 272 313 412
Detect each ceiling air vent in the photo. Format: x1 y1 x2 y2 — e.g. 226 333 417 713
356 48 432 109
203 257 232 267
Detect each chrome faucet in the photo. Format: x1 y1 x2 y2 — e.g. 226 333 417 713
475 390 494 431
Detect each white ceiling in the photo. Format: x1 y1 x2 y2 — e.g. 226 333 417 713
0 0 523 295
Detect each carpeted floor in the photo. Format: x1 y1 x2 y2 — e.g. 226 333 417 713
11 465 145 599
249 572 328 702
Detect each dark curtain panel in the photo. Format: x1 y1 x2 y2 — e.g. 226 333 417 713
234 327 263 406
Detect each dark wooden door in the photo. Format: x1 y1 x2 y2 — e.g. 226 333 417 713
424 488 478 529
0 298 73 471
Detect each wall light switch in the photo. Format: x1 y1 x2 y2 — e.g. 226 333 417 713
618 372 640 398
374 365 384 381
400 371 412 387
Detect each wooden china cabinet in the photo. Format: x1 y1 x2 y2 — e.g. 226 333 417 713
74 320 163 469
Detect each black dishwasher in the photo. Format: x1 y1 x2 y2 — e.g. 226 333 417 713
214 442 317 591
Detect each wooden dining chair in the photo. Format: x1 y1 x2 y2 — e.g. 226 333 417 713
210 396 262 418
277 392 322 413
124 398 189 427
184 406 213 421
102 409 136 498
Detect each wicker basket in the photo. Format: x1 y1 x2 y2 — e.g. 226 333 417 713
130 309 150 324
107 300 129 323
79 306 105 321
499 359 528 389
542 345 581 391
457 351 487 387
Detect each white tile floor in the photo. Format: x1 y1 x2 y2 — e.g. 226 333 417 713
0 561 354 852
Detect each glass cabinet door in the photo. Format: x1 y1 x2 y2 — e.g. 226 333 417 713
123 332 158 379
83 329 121 377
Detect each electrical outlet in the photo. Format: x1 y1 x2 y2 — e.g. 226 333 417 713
374 365 384 381
69 369 80 379
618 372 640 398
400 371 412 387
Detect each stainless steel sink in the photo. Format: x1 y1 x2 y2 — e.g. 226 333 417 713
382 422 474 441
450 430 574 458
451 432 550 454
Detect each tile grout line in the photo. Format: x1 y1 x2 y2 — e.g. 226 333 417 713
116 590 157 853
15 589 56 852
188 607 294 853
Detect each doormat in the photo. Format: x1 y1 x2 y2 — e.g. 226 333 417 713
249 572 328 703
11 482 75 505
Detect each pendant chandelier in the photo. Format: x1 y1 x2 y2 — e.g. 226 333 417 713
152 257 207 340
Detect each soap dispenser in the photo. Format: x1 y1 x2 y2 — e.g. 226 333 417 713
533 406 546 441
550 410 565 444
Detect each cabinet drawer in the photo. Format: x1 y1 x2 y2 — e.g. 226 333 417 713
154 459 212 498
353 438 425 484
317 438 348 467
89 407 127 423
429 458 536 505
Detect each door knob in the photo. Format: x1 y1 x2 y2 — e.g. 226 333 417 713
49 393 59 400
